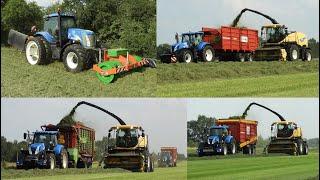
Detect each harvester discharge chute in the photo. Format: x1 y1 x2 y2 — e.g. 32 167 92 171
242 102 308 155
232 8 312 61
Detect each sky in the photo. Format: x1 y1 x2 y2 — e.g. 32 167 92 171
26 0 61 7
1 98 187 156
157 0 319 45
187 98 319 139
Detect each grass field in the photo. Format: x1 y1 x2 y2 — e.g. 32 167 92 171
1 161 187 180
187 147 319 180
1 47 318 97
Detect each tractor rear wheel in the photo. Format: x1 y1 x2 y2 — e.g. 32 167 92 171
302 49 312 61
245 53 253 62
25 37 48 65
287 45 300 61
297 139 304 155
236 53 245 62
179 49 193 63
59 149 68 169
202 45 215 62
38 36 52 63
63 44 89 72
222 144 227 155
47 153 56 169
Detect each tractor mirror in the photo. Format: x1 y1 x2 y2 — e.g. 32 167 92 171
271 126 273 131
23 133 27 139
141 132 145 137
108 132 111 138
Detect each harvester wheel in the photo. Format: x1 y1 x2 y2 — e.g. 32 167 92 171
303 49 312 61
25 37 48 65
297 139 304 155
202 45 215 62
144 156 151 172
179 49 193 63
59 149 68 169
47 153 56 169
287 45 300 61
96 61 122 84
63 44 88 72
303 143 308 155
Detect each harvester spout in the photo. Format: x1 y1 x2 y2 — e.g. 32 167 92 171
231 8 279 27
69 101 126 125
241 102 286 121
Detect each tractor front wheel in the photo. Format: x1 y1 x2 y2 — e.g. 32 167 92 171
25 37 48 65
47 153 56 169
60 149 68 169
179 49 193 63
63 44 89 72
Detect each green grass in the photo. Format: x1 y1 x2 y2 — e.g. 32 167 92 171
1 161 187 180
1 47 157 97
187 149 319 180
1 47 318 97
156 72 319 97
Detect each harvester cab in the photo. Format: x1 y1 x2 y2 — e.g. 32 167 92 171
104 125 154 172
242 102 308 155
232 8 312 61
160 31 214 63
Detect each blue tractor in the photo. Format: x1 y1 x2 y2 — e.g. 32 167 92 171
16 130 68 169
8 10 100 72
197 125 236 156
160 32 215 63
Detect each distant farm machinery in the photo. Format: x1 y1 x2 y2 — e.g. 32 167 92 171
8 10 156 84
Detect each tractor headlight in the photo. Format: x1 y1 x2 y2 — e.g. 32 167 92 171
28 147 32 155
84 34 95 48
34 147 39 155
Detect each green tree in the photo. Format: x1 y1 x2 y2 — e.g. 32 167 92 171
187 115 216 147
308 38 319 58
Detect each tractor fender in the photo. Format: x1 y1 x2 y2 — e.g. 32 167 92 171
224 135 233 144
196 42 210 52
60 42 81 59
53 144 64 156
34 32 56 43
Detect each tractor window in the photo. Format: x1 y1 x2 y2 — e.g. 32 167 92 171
33 133 55 147
209 128 225 136
61 17 76 40
181 34 190 43
43 16 58 38
262 27 285 43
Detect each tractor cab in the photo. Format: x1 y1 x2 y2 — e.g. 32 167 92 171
107 125 146 149
261 24 288 44
270 121 300 139
209 125 229 137
180 32 204 45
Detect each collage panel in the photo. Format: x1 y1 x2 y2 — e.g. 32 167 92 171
1 98 187 179
187 98 319 179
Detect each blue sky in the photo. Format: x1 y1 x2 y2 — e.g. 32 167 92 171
157 0 319 45
1 98 187 155
187 98 319 139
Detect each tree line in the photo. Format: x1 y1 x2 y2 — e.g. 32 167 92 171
1 0 156 57
187 115 319 148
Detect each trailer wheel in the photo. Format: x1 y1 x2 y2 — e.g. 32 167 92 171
236 53 245 62
202 45 215 62
245 53 253 62
60 149 68 169
179 49 193 63
25 37 48 65
63 44 89 72
47 153 56 169
287 44 299 61
302 49 312 61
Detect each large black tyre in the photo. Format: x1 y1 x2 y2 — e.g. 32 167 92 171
144 155 152 172
25 36 48 65
302 49 312 61
38 36 52 63
227 139 236 155
179 49 193 63
287 44 300 61
297 139 304 155
236 53 245 62
62 44 89 72
221 143 228 156
197 143 204 157
303 142 309 155
245 53 253 62
59 149 68 169
47 153 56 169
202 45 215 62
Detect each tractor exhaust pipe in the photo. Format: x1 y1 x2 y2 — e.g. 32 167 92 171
7 29 28 51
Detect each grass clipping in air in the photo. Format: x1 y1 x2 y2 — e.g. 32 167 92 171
57 111 76 127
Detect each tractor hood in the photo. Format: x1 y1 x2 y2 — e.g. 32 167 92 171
29 143 45 155
207 135 220 145
172 42 189 53
68 28 96 48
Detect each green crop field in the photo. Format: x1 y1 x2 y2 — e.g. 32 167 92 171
187 147 319 180
1 47 318 97
1 161 187 180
